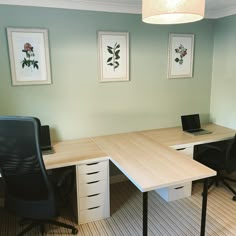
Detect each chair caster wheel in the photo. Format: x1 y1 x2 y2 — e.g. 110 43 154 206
232 196 236 201
72 228 78 234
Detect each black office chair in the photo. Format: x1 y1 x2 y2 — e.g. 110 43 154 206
195 135 236 201
0 116 78 235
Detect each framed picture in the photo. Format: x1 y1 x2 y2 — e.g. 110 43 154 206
98 31 129 82
7 28 51 86
167 34 194 79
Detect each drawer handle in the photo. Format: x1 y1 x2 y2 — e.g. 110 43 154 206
87 171 99 175
176 148 186 151
175 186 184 190
88 206 100 210
86 162 99 166
87 193 100 198
87 180 100 184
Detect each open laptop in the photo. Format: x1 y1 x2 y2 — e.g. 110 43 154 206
181 114 212 136
40 125 54 154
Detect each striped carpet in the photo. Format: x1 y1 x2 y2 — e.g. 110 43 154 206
1 180 236 235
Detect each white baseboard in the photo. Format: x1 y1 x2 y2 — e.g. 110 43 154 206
110 174 128 184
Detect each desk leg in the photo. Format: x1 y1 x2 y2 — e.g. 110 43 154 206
200 178 209 236
143 192 148 236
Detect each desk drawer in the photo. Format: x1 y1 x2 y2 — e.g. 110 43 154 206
176 147 193 158
155 182 192 202
169 182 191 201
79 161 108 174
79 170 107 184
79 180 107 197
79 192 105 211
79 205 109 224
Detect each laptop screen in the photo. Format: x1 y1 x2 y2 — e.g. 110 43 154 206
40 125 52 150
181 114 201 131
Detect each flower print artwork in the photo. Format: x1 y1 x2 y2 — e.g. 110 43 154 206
167 34 194 78
107 42 120 71
21 42 39 70
7 28 51 85
174 44 187 65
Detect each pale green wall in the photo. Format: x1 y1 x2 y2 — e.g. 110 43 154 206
210 15 236 129
0 5 214 141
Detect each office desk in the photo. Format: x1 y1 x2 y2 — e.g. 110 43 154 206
43 124 235 236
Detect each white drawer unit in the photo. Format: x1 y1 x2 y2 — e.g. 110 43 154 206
156 146 194 202
155 182 192 202
76 160 110 225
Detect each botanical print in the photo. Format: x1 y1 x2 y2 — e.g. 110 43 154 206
167 34 194 79
98 31 129 82
21 43 39 70
107 42 120 71
7 28 51 85
174 44 187 65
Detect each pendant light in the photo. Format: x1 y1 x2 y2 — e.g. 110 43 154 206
142 0 205 24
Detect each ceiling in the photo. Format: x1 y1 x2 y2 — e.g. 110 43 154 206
0 0 236 19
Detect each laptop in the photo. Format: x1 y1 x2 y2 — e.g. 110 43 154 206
181 114 212 136
40 125 54 154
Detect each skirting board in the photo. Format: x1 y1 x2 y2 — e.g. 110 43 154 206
110 174 128 184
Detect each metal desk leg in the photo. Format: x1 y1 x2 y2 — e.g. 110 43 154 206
200 178 209 236
143 192 148 236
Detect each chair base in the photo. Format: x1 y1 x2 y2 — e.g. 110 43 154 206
17 219 78 236
206 173 236 201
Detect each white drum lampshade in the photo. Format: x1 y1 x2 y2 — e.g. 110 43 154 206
142 0 205 24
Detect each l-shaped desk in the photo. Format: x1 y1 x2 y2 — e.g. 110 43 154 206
43 124 235 236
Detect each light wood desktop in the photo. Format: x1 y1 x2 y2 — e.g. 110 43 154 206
43 123 235 236
141 123 235 149
43 138 109 170
93 131 216 192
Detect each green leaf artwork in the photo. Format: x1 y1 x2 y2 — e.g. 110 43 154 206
21 43 39 70
174 44 187 65
107 43 120 71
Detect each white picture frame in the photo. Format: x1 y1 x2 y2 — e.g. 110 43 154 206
167 34 194 79
98 31 129 82
7 27 51 86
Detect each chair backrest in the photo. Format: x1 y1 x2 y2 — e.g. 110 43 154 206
226 134 236 172
0 116 52 201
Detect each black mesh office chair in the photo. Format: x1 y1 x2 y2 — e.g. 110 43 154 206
0 116 78 235
195 135 236 201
